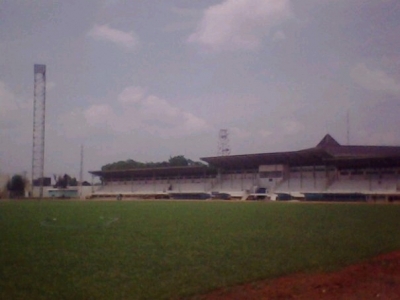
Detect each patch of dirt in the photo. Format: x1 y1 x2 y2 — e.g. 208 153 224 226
195 251 400 300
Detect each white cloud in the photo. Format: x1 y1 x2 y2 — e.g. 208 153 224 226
87 24 139 50
188 0 292 51
118 86 146 104
117 87 210 137
351 63 400 96
84 104 116 127
64 86 211 138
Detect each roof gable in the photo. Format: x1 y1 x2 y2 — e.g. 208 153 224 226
316 134 341 148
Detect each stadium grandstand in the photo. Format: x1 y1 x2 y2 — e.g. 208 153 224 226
89 134 400 202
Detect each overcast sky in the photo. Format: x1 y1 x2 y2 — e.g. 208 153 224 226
1 0 400 180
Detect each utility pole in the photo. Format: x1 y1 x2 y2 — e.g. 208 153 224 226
79 145 84 198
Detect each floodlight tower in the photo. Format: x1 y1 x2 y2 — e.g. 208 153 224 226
218 129 231 156
32 64 46 197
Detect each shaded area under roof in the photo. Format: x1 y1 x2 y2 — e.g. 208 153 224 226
89 165 216 180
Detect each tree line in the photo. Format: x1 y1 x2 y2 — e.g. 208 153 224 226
101 155 206 171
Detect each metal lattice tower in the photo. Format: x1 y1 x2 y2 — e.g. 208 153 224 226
218 129 231 156
32 64 46 197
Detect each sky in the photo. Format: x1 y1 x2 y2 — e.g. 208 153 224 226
1 0 400 181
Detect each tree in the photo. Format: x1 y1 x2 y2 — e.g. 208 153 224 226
69 177 78 186
169 155 189 166
100 156 206 170
54 175 67 189
7 174 26 198
54 174 78 188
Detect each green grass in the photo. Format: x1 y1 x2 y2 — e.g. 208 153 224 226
1 200 400 299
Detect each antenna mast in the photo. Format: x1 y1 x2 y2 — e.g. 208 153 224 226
217 129 231 156
346 110 350 145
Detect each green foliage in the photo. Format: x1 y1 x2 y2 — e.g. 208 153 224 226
54 174 78 188
6 174 26 198
1 201 400 299
168 155 188 166
69 177 78 186
101 155 205 171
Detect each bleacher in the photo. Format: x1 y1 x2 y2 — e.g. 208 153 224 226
91 174 258 200
211 173 257 199
276 171 328 193
328 176 398 193
90 168 400 201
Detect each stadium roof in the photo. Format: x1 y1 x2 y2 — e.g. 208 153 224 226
201 134 400 170
89 134 400 178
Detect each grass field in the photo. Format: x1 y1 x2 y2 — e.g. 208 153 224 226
1 200 400 299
